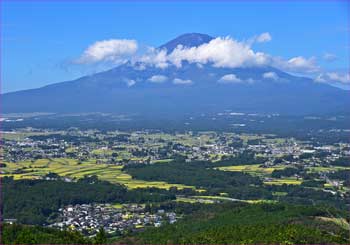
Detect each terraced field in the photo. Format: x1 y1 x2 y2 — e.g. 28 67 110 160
1 158 195 190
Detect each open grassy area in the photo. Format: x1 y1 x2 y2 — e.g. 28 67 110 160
264 178 302 185
1 131 62 141
307 166 350 173
1 158 195 190
91 148 114 155
238 134 265 144
152 159 173 164
217 164 286 176
176 196 213 203
176 195 276 204
316 217 350 231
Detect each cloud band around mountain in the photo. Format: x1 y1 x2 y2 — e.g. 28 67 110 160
74 33 339 86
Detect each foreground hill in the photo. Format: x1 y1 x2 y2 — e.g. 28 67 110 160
3 203 349 244
3 33 349 116
119 202 349 244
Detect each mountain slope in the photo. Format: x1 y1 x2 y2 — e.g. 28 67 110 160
3 33 349 116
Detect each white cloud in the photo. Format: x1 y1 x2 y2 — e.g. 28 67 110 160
218 74 242 83
173 78 193 85
137 37 318 75
148 75 168 83
255 32 272 43
273 56 319 73
167 37 269 68
196 63 204 69
262 72 279 80
315 72 350 84
323 53 337 62
76 34 326 80
218 74 255 84
138 47 169 69
133 63 146 70
126 79 136 87
77 39 138 64
287 56 318 72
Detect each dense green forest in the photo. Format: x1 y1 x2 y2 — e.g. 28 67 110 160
124 161 261 188
2 176 175 225
124 160 347 208
124 159 276 200
123 154 268 199
1 224 93 244
119 202 350 244
330 157 350 167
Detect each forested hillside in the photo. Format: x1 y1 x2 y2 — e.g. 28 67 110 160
119 202 350 244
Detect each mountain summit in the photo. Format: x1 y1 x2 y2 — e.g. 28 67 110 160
159 33 214 53
3 34 349 116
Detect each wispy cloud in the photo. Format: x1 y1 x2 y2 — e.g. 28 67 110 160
173 78 193 85
272 56 319 74
126 79 136 87
218 74 242 83
148 75 168 83
315 72 350 84
323 53 337 62
255 32 272 43
262 72 279 80
218 74 255 84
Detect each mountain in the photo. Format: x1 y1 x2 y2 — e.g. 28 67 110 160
2 33 349 116
159 33 214 53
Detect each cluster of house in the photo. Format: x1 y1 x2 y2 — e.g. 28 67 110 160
3 137 70 163
3 128 350 169
49 203 177 236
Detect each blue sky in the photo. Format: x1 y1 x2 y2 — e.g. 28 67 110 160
2 1 349 93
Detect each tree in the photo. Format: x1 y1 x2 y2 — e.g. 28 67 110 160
94 227 107 244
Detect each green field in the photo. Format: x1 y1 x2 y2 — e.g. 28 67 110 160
176 196 215 204
176 195 277 204
217 164 286 176
264 178 302 185
307 166 350 173
1 131 61 141
316 217 350 231
1 158 195 190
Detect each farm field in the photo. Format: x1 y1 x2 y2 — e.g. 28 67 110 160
307 166 350 173
176 195 277 204
1 131 62 141
263 178 302 185
1 158 195 190
217 164 286 176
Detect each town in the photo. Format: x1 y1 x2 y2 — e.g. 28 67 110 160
2 126 350 196
49 203 177 236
